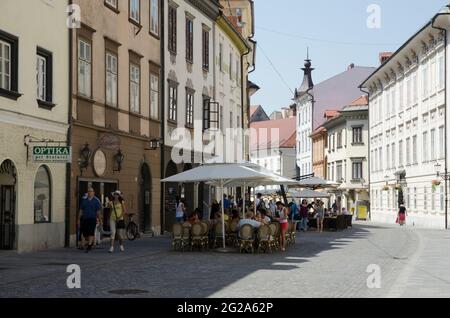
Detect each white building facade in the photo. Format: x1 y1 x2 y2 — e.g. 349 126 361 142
362 11 450 229
0 0 69 251
323 103 370 212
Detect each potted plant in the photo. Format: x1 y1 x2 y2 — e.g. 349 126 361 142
432 179 441 191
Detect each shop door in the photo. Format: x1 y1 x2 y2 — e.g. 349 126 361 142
0 186 15 250
140 164 152 233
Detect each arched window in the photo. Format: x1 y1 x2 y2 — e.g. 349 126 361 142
34 166 51 223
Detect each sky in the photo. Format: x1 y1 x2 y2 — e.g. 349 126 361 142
249 0 449 115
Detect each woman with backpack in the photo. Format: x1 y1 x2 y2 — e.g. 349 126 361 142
108 190 127 253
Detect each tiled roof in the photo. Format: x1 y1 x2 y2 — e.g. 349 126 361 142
349 95 369 106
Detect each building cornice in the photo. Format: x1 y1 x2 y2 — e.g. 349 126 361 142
217 14 251 54
0 108 68 135
185 0 220 20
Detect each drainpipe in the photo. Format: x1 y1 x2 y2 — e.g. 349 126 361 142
359 85 370 220
432 12 449 230
65 0 74 248
160 0 166 235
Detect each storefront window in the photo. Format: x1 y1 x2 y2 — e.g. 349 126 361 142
34 166 51 223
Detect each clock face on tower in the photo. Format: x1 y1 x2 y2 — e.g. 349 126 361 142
93 149 107 177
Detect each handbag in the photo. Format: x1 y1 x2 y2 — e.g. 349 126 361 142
113 203 126 229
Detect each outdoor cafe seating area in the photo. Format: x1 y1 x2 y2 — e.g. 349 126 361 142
172 220 298 254
162 162 348 254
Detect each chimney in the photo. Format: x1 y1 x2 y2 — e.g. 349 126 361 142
379 52 393 64
347 63 355 70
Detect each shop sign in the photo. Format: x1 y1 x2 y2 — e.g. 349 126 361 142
32 146 72 163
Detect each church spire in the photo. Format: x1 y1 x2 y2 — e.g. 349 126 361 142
298 50 314 95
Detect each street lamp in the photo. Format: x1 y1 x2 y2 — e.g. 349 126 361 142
78 143 92 175
149 138 164 151
434 161 447 230
435 162 442 178
113 149 125 172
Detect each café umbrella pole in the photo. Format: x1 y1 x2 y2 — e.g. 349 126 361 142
221 179 226 249
242 181 246 219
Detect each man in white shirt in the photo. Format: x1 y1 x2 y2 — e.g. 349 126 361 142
238 212 262 229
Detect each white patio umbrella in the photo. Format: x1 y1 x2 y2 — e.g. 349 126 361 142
161 163 282 250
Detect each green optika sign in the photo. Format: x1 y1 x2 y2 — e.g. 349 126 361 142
32 146 72 163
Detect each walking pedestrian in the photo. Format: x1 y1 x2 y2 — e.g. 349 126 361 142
397 204 407 226
175 196 187 223
299 199 309 232
316 201 325 233
275 201 290 252
78 187 102 253
109 190 127 253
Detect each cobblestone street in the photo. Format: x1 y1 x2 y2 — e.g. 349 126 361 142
1 222 450 298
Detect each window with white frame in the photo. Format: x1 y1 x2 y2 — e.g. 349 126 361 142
439 126 445 159
150 0 159 36
438 54 445 90
399 81 404 110
105 0 118 9
168 83 178 122
379 147 383 171
441 185 445 212
391 143 395 169
186 89 194 127
414 187 417 210
0 39 11 91
352 161 363 180
406 76 412 107
422 64 428 99
398 140 403 167
36 48 53 104
336 161 343 182
130 64 140 113
431 129 436 161
352 127 363 144
431 58 436 95
406 138 411 165
129 0 140 23
412 135 418 164
391 88 396 114
78 39 91 97
413 73 418 105
432 187 436 211
424 187 428 211
422 131 428 162
150 73 159 119
386 144 390 169
106 53 118 107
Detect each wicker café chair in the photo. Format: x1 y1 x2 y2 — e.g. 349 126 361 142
257 224 271 254
214 222 225 248
200 222 210 248
239 224 255 254
227 220 239 247
181 223 191 252
269 222 280 252
191 223 206 251
172 223 183 251
289 221 298 245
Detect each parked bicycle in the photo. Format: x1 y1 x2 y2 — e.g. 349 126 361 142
126 213 140 241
